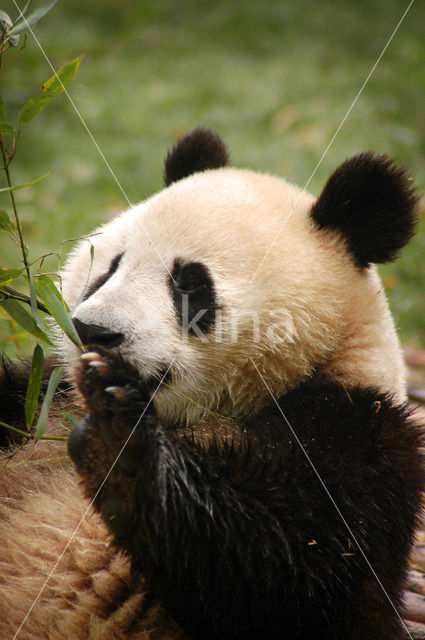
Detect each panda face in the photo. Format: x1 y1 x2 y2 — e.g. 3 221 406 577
61 161 409 423
62 128 418 419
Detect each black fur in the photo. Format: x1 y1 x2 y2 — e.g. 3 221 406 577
69 348 424 640
72 318 124 348
169 259 218 337
164 128 229 187
0 354 69 447
83 252 123 301
311 153 418 268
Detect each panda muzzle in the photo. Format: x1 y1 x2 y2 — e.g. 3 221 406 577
72 318 124 349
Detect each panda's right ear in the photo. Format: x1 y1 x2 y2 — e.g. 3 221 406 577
164 127 229 186
310 153 418 268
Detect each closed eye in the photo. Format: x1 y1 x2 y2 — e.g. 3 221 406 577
109 252 123 275
83 252 124 301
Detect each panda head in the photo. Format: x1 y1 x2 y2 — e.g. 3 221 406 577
61 128 418 422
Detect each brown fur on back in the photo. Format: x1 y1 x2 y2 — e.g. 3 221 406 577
0 439 185 640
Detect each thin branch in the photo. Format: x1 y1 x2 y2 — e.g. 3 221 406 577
0 421 67 441
0 286 50 314
0 135 30 278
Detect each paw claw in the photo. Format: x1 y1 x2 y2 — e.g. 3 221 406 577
88 360 109 373
105 386 128 401
80 351 103 362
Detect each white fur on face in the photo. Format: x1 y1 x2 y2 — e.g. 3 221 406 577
61 168 407 423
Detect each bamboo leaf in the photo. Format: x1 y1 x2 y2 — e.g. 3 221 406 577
25 344 45 431
19 55 83 123
0 268 23 283
8 0 58 36
0 286 49 313
0 9 19 46
35 275 83 347
62 413 79 429
0 332 28 343
0 171 51 193
0 210 17 233
0 122 15 136
19 1 32 18
75 243 95 308
34 366 63 439
0 10 12 28
0 298 53 343
28 271 48 334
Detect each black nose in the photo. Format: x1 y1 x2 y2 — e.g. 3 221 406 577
72 318 124 348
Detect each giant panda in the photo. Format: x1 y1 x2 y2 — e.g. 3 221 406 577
0 128 423 640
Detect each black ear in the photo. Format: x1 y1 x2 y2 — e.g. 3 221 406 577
310 153 418 268
164 127 229 186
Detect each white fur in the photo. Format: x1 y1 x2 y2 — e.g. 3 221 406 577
0 164 409 640
61 168 407 423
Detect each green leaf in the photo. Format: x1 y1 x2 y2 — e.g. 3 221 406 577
0 94 6 121
75 243 95 308
0 171 51 193
0 268 23 283
19 55 84 124
0 298 52 343
34 366 63 439
0 210 17 233
62 413 79 429
0 122 15 136
19 1 32 18
35 275 83 347
25 344 45 431
0 9 19 46
28 271 48 334
8 0 58 36
0 285 49 313
0 10 12 28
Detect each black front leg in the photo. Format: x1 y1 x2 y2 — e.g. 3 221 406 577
68 349 156 533
68 350 298 639
69 352 419 640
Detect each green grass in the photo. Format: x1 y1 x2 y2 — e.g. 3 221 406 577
1 0 424 347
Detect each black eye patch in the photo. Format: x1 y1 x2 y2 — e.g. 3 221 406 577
83 252 123 301
169 259 218 337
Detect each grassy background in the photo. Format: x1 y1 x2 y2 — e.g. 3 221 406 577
1 0 424 348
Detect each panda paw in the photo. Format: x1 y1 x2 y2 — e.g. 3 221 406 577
68 349 157 539
73 348 150 418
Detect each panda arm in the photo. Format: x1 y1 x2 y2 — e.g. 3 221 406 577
69 350 423 640
69 352 294 636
